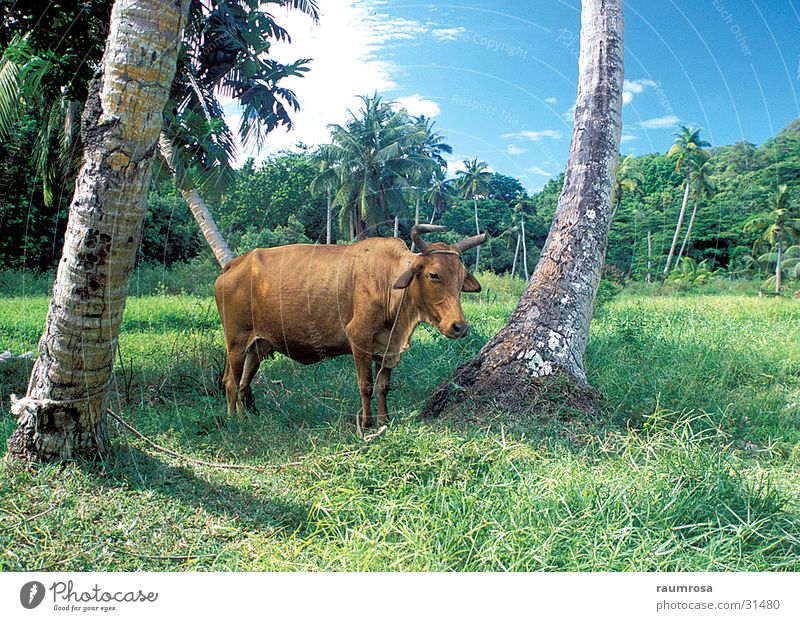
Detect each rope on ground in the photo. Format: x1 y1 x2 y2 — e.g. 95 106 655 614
107 409 304 473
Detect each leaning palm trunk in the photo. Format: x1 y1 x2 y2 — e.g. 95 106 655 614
664 177 690 275
675 197 699 266
158 134 234 268
425 0 623 416
7 0 190 463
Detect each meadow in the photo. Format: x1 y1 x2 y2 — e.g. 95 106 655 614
1 273 799 571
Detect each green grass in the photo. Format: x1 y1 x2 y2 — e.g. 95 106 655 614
1 275 799 571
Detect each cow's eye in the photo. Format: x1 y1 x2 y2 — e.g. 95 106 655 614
428 272 440 281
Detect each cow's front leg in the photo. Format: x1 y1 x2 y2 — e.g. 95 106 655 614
353 351 374 429
375 363 392 426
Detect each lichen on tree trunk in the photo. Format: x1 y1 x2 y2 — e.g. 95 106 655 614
6 0 190 463
425 0 624 418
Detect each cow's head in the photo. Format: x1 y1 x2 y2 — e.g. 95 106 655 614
392 225 488 339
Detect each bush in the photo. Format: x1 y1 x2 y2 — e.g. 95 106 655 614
236 215 311 255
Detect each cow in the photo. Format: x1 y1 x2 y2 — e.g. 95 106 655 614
213 224 488 429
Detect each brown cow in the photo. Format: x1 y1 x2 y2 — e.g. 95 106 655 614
213 225 487 428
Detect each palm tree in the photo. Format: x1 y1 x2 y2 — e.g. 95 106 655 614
310 158 338 243
674 157 715 266
744 185 799 293
664 125 710 274
426 0 624 417
511 193 534 279
455 158 492 271
7 0 190 463
316 94 442 240
151 0 319 266
0 35 85 207
0 1 319 268
409 115 451 235
425 170 453 224
612 154 643 218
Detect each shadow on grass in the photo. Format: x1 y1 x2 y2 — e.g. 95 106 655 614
85 443 310 535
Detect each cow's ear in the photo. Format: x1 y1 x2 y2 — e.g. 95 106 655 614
393 266 420 289
462 272 481 292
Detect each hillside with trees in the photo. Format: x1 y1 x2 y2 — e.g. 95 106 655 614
2 112 799 289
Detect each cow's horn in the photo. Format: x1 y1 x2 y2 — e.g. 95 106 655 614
453 232 489 253
411 224 448 252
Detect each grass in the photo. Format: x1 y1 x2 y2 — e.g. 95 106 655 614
1 274 799 571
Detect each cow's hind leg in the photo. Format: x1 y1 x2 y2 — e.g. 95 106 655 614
223 350 246 416
238 339 270 413
375 363 392 426
353 351 374 429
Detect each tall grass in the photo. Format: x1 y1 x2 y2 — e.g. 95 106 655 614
0 277 798 571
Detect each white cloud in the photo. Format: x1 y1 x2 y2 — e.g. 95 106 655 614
501 129 562 142
446 158 466 177
622 78 657 106
227 0 434 162
638 114 680 129
528 165 554 177
395 94 440 118
544 97 557 105
431 27 466 41
506 144 526 155
620 133 638 142
561 104 575 122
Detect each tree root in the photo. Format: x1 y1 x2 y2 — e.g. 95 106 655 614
423 357 603 424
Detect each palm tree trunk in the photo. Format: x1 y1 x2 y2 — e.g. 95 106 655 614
473 197 481 272
393 213 399 238
675 197 699 267
425 0 624 417
326 185 332 244
349 208 356 242
429 205 437 224
409 194 422 250
664 179 690 275
646 229 652 282
520 214 529 279
7 0 190 463
157 134 234 268
511 233 521 278
775 228 783 293
611 191 622 220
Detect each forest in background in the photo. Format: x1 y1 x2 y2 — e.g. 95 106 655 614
2 111 798 286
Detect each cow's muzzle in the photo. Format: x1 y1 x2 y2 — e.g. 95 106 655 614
445 321 469 339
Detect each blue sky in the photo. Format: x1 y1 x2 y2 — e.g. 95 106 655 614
236 0 800 191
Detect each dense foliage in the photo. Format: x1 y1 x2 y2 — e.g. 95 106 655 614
1 64 798 281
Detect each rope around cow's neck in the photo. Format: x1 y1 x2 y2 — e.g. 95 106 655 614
355 285 408 441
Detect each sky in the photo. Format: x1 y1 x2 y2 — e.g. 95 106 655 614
228 0 800 191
